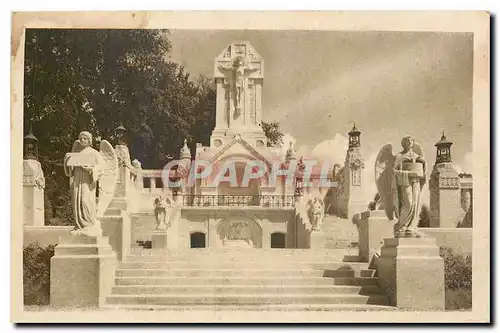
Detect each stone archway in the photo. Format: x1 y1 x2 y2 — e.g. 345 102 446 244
216 217 262 248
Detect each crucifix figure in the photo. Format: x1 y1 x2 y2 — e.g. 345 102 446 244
218 56 259 114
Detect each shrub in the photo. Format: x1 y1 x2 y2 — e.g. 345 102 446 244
440 247 472 310
23 242 55 305
417 204 430 227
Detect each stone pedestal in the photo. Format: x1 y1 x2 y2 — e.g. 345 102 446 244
377 237 445 310
152 231 168 249
353 210 394 262
50 234 117 307
23 159 45 226
309 230 326 249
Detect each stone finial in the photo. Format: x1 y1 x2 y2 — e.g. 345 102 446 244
180 139 191 160
131 159 142 169
285 141 296 162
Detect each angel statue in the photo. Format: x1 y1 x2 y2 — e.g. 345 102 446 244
63 131 118 236
375 135 426 238
218 56 259 111
307 197 325 231
153 196 172 231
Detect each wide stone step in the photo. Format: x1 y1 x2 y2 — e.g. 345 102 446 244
114 276 379 286
124 254 356 263
105 293 390 306
118 261 369 271
116 268 321 278
110 284 384 295
115 268 359 278
102 303 395 311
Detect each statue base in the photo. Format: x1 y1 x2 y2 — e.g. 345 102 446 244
377 237 445 309
309 230 326 249
50 233 116 307
353 210 394 262
152 231 168 250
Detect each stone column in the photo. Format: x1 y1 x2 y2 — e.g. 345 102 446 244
261 219 271 248
166 207 181 250
50 234 117 307
377 237 445 309
23 159 45 226
353 210 394 262
309 230 326 249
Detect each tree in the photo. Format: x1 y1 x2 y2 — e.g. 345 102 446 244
261 121 284 147
418 204 431 227
23 29 216 222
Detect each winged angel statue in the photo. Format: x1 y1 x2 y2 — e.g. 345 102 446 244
375 135 427 237
64 131 118 236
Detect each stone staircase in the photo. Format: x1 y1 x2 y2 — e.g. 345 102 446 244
103 249 392 310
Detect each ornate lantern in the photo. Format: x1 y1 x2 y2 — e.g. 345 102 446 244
23 127 38 161
435 131 453 164
115 123 127 146
348 123 361 149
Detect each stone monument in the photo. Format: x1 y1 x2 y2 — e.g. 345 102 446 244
50 131 118 307
23 128 45 226
429 132 469 227
372 135 445 309
211 41 267 148
337 124 366 220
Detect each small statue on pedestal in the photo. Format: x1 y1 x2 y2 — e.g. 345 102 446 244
306 197 325 231
153 196 172 231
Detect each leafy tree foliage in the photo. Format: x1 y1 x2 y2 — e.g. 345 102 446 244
23 243 55 305
24 29 216 222
261 121 284 147
417 204 431 227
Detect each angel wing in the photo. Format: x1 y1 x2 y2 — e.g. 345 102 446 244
96 140 118 217
374 144 396 220
413 142 425 163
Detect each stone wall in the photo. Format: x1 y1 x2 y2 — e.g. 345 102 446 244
417 228 472 255
23 226 74 247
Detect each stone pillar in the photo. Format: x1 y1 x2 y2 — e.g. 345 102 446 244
50 234 117 307
353 210 394 262
208 217 219 248
309 230 325 249
261 219 271 248
23 159 45 226
429 162 462 228
377 237 445 309
166 207 181 250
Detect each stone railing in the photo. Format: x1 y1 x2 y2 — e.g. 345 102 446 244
182 195 296 208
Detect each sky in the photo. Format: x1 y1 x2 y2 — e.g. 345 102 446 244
168 30 473 204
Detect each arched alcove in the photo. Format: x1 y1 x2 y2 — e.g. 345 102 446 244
190 232 206 248
271 232 286 248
